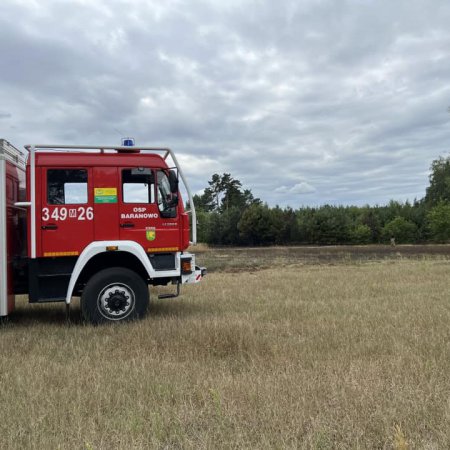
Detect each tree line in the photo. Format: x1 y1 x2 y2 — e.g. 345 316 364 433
192 156 450 245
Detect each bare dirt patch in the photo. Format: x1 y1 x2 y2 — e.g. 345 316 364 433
195 244 450 272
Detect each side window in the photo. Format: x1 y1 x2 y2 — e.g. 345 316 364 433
122 168 155 204
47 169 88 205
157 170 177 218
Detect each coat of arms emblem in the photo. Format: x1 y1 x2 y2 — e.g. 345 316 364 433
146 227 156 241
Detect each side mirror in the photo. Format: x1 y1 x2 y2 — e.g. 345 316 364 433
168 194 179 207
168 170 178 194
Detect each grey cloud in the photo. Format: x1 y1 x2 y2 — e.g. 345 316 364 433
1 0 450 207
276 182 316 195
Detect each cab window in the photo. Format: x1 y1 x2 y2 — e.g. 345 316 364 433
47 169 88 205
122 168 155 203
157 170 177 218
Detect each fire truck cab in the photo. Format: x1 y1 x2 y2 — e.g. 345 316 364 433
0 139 205 324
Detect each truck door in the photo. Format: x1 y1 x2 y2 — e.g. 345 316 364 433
92 167 120 241
118 168 180 252
155 169 180 250
40 167 94 257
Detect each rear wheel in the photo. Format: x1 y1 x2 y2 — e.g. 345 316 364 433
81 267 149 324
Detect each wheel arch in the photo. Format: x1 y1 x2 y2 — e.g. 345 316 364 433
76 251 149 287
65 241 155 304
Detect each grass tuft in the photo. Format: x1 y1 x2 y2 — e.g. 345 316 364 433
393 424 408 450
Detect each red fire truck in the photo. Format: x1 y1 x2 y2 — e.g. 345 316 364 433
0 138 205 324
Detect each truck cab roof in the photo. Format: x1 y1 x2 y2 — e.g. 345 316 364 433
33 151 170 169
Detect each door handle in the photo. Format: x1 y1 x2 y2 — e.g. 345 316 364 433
42 224 58 230
120 222 135 228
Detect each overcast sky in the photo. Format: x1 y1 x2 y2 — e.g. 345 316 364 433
1 0 450 207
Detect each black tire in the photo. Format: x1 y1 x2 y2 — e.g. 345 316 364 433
81 267 149 324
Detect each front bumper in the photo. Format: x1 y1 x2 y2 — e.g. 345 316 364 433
182 265 206 284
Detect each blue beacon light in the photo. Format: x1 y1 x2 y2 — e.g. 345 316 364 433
122 137 135 147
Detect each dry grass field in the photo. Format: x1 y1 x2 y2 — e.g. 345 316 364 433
1 247 450 449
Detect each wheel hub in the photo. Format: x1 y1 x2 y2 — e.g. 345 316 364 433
98 283 135 320
106 290 129 312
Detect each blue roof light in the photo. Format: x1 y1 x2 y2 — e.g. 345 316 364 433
122 137 135 147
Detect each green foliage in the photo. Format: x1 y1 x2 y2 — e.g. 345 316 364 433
425 156 450 206
426 201 450 242
196 173 260 213
351 224 372 244
359 208 381 242
195 210 209 243
219 207 243 245
194 156 450 246
381 217 418 244
238 204 276 245
296 206 352 245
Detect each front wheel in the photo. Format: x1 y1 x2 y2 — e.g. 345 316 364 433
81 267 149 324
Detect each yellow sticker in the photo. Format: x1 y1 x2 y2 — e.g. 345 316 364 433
95 188 117 196
95 187 117 203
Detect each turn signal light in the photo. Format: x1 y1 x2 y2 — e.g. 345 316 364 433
181 259 192 274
